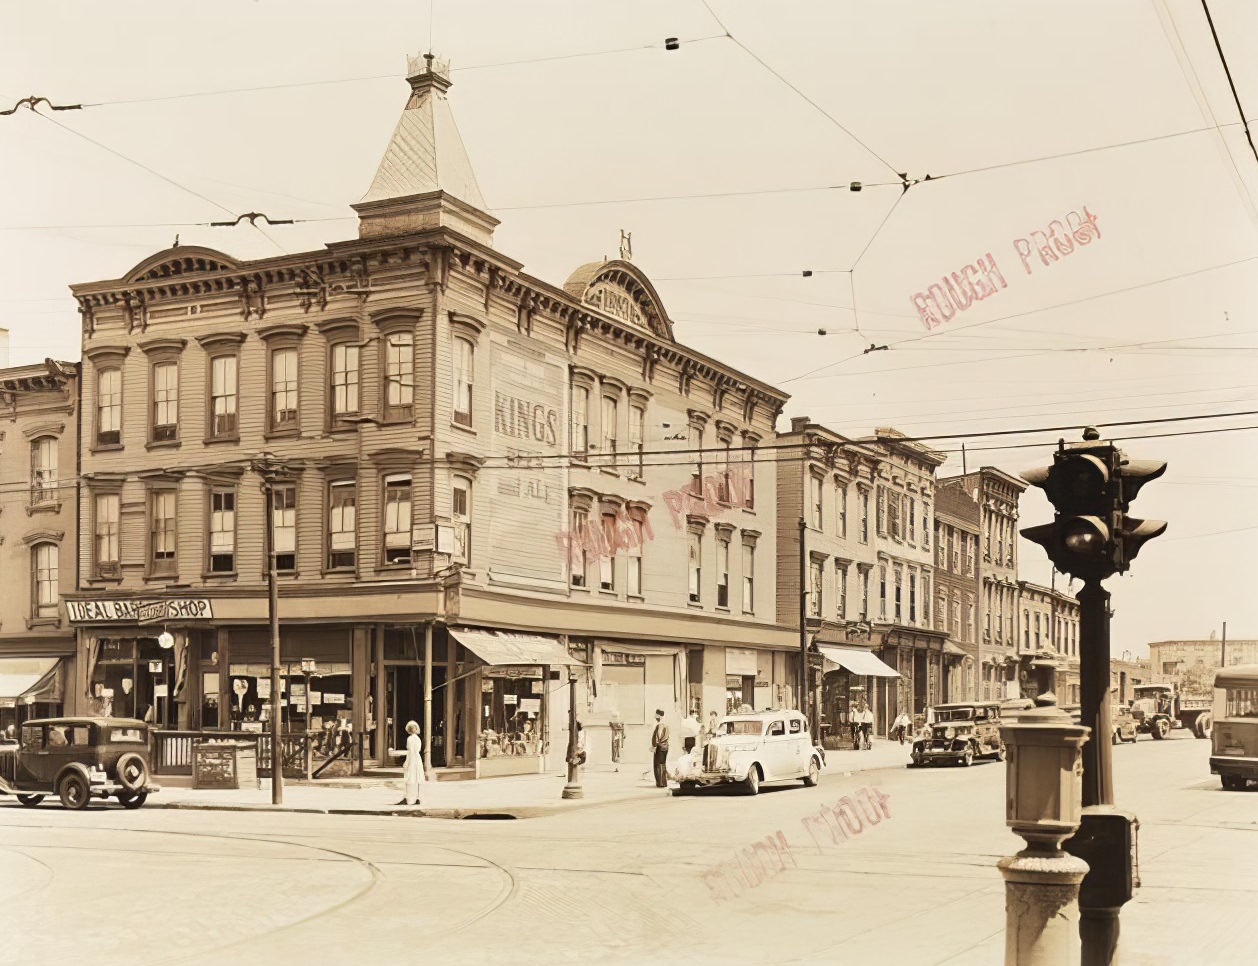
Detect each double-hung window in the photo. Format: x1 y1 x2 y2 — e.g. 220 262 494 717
741 543 755 614
453 338 474 426
627 516 644 596
210 354 238 438
152 361 179 442
32 543 58 619
150 489 177 576
716 536 730 608
571 385 590 456
30 437 56 504
629 404 645 477
96 367 122 447
384 332 414 421
809 558 823 618
209 489 236 573
383 475 413 565
272 484 296 572
95 493 120 578
600 395 618 464
599 512 616 590
328 480 357 570
570 508 589 587
330 343 360 421
687 530 702 603
451 476 471 563
836 483 847 538
271 348 299 432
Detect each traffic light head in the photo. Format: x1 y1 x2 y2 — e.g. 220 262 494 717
1020 439 1167 580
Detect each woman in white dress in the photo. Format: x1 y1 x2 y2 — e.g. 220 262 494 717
400 720 425 805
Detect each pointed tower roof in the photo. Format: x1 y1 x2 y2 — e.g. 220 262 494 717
353 54 498 244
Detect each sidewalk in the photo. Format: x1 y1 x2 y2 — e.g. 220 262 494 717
149 739 913 819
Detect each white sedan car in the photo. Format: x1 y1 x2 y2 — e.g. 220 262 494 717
672 710 822 795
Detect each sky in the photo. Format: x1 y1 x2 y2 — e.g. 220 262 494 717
2 0 1255 656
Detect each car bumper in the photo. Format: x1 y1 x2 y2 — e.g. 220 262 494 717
911 748 968 765
1210 755 1258 779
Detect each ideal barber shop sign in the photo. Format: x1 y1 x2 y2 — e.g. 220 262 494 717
66 598 214 625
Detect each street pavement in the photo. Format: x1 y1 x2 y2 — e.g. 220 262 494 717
1 732 1252 966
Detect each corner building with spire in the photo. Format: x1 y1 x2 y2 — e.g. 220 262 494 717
64 56 793 778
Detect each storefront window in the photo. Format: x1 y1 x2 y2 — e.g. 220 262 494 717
226 661 352 740
479 667 543 758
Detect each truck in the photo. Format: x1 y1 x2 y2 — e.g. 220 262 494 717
1130 683 1212 740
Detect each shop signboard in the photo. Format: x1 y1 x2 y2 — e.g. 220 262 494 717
490 343 565 584
67 598 214 624
519 698 540 713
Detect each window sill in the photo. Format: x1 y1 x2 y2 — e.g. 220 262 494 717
451 416 475 433
90 443 124 454
265 429 300 442
202 571 238 581
26 617 61 630
144 573 179 584
86 574 123 586
322 567 357 577
25 501 62 516
715 605 730 614
687 599 703 609
569 584 590 594
627 594 645 603
376 564 416 574
203 434 241 446
146 439 181 452
598 588 618 598
598 467 621 478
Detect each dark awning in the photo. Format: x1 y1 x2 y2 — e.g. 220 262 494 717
451 628 586 667
0 658 62 704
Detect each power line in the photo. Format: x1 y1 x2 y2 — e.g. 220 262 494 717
699 0 901 180
1199 0 1258 173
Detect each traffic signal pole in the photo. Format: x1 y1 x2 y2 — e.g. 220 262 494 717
1077 579 1113 808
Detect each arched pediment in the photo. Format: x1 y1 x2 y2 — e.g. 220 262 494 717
563 260 675 342
124 246 240 283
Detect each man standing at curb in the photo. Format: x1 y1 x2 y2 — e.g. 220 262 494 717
651 709 670 787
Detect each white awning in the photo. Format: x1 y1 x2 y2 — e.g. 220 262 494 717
451 628 586 667
818 646 900 678
0 658 59 701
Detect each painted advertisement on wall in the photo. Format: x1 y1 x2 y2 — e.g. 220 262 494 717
489 341 566 584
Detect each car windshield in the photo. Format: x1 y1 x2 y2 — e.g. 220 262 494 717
717 720 764 736
934 708 975 722
109 727 146 743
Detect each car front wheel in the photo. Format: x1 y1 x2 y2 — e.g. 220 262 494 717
1152 718 1170 740
803 758 820 787
744 764 761 796
960 747 974 767
59 773 91 811
117 791 148 809
16 794 44 808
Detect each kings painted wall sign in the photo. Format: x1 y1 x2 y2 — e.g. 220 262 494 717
66 598 214 624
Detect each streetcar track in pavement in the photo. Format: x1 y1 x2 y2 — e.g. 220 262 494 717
0 815 525 958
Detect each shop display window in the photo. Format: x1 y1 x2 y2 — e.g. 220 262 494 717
479 668 543 758
226 662 352 742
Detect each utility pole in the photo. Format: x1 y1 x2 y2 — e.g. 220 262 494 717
798 516 810 729
1221 621 1228 669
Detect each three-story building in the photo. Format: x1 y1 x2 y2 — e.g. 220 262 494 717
63 56 791 777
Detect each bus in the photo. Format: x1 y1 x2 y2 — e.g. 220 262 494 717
1209 664 1258 791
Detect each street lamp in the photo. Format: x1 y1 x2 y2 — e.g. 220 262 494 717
561 667 583 800
252 454 292 806
158 631 175 729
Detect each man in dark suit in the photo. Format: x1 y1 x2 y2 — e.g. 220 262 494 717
651 709 670 787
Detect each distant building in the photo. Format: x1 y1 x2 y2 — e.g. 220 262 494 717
934 484 980 701
1148 638 1258 694
0 360 79 729
939 467 1027 700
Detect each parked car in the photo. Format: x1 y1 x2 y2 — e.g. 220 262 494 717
672 709 822 795
0 717 158 810
909 702 1006 767
1112 705 1138 744
1062 704 1139 744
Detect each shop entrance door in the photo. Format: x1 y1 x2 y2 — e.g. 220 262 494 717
386 665 447 767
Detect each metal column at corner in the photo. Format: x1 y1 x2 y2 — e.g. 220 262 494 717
1077 580 1113 807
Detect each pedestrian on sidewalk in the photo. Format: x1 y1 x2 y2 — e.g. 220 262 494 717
398 720 425 806
570 721 588 767
651 709 670 787
853 701 874 750
680 709 701 754
892 710 912 745
609 712 625 770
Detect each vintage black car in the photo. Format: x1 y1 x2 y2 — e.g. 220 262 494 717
909 702 1007 767
0 717 158 810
